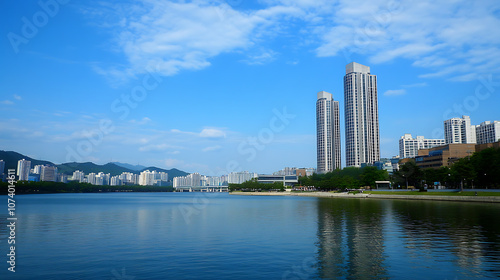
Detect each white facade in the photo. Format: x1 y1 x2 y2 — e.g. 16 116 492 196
139 170 155 186
399 134 446 158
33 165 42 174
344 62 380 167
72 170 85 182
316 91 341 173
227 171 258 184
40 165 58 182
87 173 97 185
173 173 203 188
0 160 4 177
110 176 122 186
17 159 31 181
476 121 500 144
444 115 476 144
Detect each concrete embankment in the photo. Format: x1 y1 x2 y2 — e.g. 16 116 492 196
230 192 500 203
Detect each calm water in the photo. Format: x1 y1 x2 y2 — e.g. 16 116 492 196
1 193 500 279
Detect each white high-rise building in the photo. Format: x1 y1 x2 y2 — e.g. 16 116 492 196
399 134 446 159
87 173 97 185
316 91 341 173
110 176 122 186
33 165 43 174
444 115 476 144
0 160 5 179
72 170 85 182
40 165 58 182
344 62 380 167
139 170 155 186
17 159 31 181
173 173 204 188
227 171 258 184
475 121 500 144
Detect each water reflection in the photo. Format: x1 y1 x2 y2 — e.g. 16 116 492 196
315 198 500 279
316 198 388 279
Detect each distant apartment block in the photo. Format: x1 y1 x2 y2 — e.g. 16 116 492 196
72 170 85 182
173 173 203 188
475 121 500 144
40 165 58 182
316 91 341 172
0 160 4 180
227 171 258 184
344 62 380 167
399 134 445 159
17 159 31 181
444 115 476 144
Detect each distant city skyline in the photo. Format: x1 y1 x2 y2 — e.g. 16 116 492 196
2 1 500 175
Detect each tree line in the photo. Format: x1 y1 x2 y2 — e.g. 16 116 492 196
298 166 389 190
298 147 500 190
229 179 285 192
393 147 500 189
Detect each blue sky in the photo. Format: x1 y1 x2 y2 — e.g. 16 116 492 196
1 0 500 176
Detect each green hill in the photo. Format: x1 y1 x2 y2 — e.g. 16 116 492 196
57 162 135 176
140 167 189 178
0 150 54 172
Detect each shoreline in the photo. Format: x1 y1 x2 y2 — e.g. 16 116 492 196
230 191 500 203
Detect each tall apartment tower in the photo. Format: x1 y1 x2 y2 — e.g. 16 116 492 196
344 62 380 167
17 159 31 181
444 115 476 144
316 91 341 173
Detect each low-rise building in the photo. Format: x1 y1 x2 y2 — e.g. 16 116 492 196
415 144 476 169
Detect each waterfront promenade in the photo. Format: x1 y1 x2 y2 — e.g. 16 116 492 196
230 191 500 203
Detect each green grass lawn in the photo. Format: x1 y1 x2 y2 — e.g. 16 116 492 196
365 191 500 196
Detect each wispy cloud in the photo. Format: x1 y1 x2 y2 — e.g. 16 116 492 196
314 0 500 81
139 143 179 152
200 128 226 138
130 117 152 125
1 100 14 105
202 145 222 152
402 82 427 88
13 94 22 100
384 89 406 96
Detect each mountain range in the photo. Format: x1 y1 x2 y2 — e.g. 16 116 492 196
0 150 189 179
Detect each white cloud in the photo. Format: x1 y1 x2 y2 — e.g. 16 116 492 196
1 100 14 105
139 143 178 152
13 94 22 100
200 128 226 138
402 82 427 88
384 89 406 96
202 145 222 152
130 117 151 125
315 0 500 81
164 158 183 168
93 0 268 78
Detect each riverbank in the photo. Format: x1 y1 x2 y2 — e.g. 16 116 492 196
230 191 500 203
